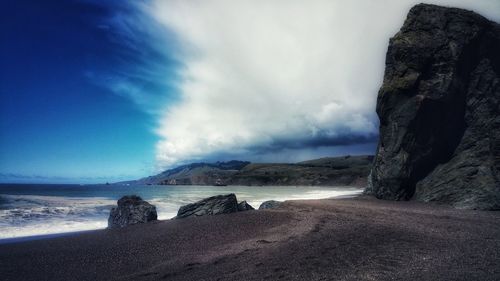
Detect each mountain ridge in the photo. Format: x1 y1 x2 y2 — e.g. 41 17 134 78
125 155 373 187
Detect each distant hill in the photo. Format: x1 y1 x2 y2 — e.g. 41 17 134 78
132 160 250 186
125 155 373 187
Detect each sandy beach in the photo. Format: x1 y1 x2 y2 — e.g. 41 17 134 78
1 196 499 281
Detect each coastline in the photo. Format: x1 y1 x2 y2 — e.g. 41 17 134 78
0 184 363 240
0 191 363 245
1 196 499 281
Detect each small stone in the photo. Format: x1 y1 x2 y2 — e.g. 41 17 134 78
237 201 255 211
258 200 283 210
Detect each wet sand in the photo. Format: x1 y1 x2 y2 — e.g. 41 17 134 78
1 196 499 281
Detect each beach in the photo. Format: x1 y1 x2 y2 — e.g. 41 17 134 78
1 196 499 281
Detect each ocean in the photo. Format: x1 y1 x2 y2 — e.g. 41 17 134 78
0 184 362 240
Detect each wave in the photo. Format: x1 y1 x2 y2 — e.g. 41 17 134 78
0 194 115 239
0 194 203 238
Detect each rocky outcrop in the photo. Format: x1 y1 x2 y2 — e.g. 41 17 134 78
367 4 500 210
176 194 254 219
108 195 158 228
237 201 255 211
258 200 283 210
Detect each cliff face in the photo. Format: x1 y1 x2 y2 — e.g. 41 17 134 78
367 4 500 209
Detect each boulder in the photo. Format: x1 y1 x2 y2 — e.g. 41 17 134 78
237 201 255 211
258 200 283 210
176 194 240 219
108 195 157 228
366 4 500 210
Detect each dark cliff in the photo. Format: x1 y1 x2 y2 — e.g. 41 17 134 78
366 4 500 210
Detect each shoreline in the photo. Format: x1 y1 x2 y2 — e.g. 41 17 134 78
0 190 364 244
0 185 363 241
1 196 499 281
0 229 101 245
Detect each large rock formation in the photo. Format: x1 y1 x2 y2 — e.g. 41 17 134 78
108 195 158 228
367 4 500 210
176 194 253 219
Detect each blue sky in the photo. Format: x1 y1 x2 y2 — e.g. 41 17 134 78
1 0 499 183
0 0 177 183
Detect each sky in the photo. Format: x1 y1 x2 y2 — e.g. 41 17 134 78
1 0 500 183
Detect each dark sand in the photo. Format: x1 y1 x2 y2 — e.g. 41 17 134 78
1 196 499 281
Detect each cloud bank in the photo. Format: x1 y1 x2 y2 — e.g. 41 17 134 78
134 0 500 169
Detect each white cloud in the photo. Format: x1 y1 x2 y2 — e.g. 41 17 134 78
141 0 500 169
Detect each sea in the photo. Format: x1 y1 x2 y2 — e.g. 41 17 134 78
0 184 362 240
